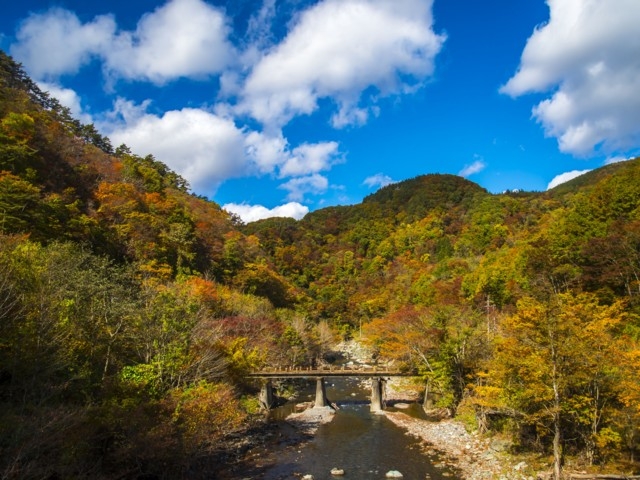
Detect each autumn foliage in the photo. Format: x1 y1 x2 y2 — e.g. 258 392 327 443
1 50 640 478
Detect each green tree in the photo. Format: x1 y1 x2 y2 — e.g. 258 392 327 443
482 293 625 477
363 304 485 412
0 171 42 235
0 112 38 173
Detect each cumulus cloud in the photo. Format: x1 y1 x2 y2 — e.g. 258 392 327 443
244 131 343 178
102 99 343 196
8 0 443 207
11 0 235 84
363 173 396 189
223 201 309 223
331 105 374 129
280 142 342 177
502 0 640 156
245 132 340 180
10 8 115 79
279 174 329 202
104 0 235 84
105 100 247 194
238 0 445 127
459 159 486 177
547 169 591 190
244 131 290 174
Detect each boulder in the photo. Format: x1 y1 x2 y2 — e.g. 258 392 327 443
330 467 345 476
386 471 404 478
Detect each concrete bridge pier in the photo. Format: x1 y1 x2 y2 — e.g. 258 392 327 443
370 377 386 412
259 379 274 410
315 377 328 407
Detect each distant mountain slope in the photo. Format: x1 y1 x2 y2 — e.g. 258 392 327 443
546 157 640 197
361 173 488 222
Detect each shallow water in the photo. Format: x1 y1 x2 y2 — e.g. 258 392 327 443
259 377 461 480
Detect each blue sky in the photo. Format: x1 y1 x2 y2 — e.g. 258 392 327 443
2 0 639 222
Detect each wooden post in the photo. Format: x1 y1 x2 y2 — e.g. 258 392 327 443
315 377 328 408
259 379 274 410
370 377 385 412
423 381 433 409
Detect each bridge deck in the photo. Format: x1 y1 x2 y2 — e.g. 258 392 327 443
249 366 416 378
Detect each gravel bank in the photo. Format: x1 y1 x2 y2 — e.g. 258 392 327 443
384 412 535 480
285 405 336 434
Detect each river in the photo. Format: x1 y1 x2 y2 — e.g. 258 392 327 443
228 376 463 480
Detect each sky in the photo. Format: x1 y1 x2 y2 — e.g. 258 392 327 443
1 0 639 223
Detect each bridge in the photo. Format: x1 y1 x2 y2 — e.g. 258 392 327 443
248 366 417 412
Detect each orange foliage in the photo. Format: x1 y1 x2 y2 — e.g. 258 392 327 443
182 277 219 303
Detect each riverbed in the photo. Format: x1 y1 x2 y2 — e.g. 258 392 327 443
219 339 533 480
221 376 463 479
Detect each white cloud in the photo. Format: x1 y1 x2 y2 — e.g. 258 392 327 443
244 133 342 178
547 169 591 190
244 131 290 175
502 0 640 156
238 0 445 127
363 173 395 189
223 202 308 223
104 100 247 194
280 142 342 177
10 0 438 206
279 174 329 202
104 0 235 84
331 105 372 129
245 0 276 49
10 0 235 84
10 8 115 79
458 159 486 177
37 82 92 124
102 100 343 196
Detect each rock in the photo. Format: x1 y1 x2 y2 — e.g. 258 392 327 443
286 406 336 434
489 438 511 452
330 467 345 475
514 461 527 471
383 412 524 480
386 470 404 478
302 475 314 480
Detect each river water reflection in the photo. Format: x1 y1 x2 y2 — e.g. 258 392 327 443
260 377 461 480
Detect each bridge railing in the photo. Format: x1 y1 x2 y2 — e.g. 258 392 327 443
252 364 413 375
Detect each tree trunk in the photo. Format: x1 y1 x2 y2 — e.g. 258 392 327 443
550 331 562 480
553 412 562 480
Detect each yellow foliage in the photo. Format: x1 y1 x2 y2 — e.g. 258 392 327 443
170 381 247 451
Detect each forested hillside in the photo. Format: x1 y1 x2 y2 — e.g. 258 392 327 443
1 50 639 478
0 51 329 479
243 142 640 474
